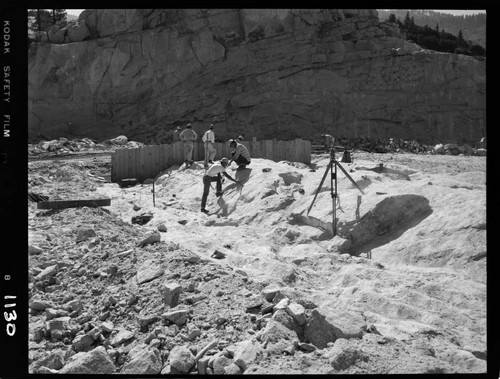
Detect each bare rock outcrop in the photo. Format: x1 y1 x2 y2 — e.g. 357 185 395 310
28 9 485 145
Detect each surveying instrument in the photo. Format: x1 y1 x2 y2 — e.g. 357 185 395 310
307 148 364 236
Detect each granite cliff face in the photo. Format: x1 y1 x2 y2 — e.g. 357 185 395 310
28 9 486 144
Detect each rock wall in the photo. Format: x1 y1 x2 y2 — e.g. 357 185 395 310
28 9 486 145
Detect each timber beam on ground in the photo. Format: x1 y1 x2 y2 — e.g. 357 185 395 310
37 198 111 210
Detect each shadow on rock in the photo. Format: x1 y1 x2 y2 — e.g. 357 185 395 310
338 194 433 256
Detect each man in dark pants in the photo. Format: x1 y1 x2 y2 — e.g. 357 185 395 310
228 139 251 170
201 157 241 213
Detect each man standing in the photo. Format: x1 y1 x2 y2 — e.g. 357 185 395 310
172 126 182 142
179 123 197 166
201 157 241 214
321 134 335 150
228 139 251 170
202 123 216 168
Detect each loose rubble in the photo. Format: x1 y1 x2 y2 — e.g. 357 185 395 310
28 148 486 374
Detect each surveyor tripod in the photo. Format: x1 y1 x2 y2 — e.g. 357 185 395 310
307 148 364 236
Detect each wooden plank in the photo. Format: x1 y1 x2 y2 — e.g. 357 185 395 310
114 149 125 182
120 149 128 180
129 148 136 181
38 198 111 210
305 139 311 164
111 151 118 182
154 145 161 175
251 137 257 158
143 146 151 179
137 147 144 181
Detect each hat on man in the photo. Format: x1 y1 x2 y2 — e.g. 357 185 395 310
209 124 214 129
186 123 192 128
221 157 228 165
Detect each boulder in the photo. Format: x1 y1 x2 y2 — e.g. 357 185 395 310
29 298 53 311
35 264 58 281
327 338 369 371
75 228 96 243
278 172 303 186
212 353 233 375
232 339 263 371
444 143 460 155
67 21 90 42
29 245 44 255
273 297 289 311
110 328 135 347
162 309 188 326
45 316 74 338
462 144 474 155
59 346 115 374
136 260 164 284
259 318 299 344
304 307 367 348
271 309 303 337
65 299 84 312
187 327 202 341
72 333 95 352
224 363 243 374
31 351 65 371
137 314 159 328
168 345 195 373
110 135 128 145
433 144 444 154
197 356 210 374
162 282 182 307
120 348 162 374
445 349 487 373
285 301 307 325
45 308 69 320
136 231 161 247
261 287 282 302
101 321 114 333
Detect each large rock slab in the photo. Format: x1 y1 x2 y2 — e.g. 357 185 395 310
120 348 162 374
59 346 115 374
304 306 367 348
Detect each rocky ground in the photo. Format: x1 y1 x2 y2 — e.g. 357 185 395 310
27 146 487 374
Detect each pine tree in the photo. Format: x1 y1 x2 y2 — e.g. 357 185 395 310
403 11 411 28
457 29 466 47
388 13 396 23
29 9 54 32
51 9 67 24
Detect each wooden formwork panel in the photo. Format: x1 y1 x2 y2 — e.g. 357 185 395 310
111 139 311 182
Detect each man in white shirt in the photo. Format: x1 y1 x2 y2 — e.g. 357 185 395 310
179 123 197 166
201 157 241 213
202 123 216 168
321 134 335 150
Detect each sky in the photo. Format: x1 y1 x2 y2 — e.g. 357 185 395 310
65 9 486 17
